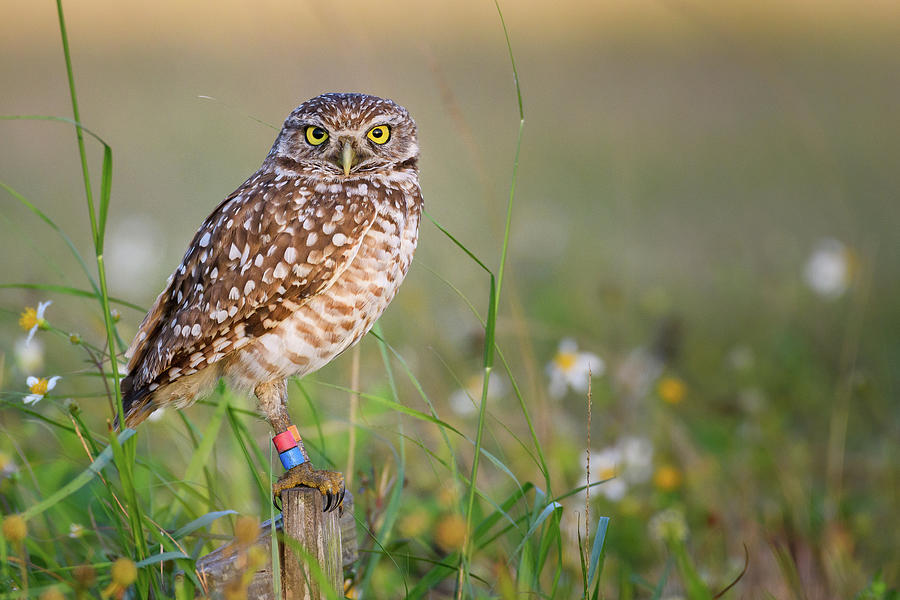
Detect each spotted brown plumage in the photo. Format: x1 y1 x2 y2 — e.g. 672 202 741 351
120 93 422 509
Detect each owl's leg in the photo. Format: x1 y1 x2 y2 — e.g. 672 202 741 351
254 378 344 512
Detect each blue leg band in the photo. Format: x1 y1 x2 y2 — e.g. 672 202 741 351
279 446 307 470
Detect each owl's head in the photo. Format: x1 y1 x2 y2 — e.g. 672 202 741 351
268 93 418 178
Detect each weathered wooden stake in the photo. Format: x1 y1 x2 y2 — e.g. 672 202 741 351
280 487 342 600
195 490 354 599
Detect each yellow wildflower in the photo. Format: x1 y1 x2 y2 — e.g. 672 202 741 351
434 513 467 551
103 557 137 596
18 301 51 343
658 377 686 405
653 465 683 492
2 514 27 543
24 375 61 405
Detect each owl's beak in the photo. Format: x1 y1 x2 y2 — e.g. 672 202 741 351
340 142 356 176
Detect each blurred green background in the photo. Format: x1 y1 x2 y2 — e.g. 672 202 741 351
1 1 898 597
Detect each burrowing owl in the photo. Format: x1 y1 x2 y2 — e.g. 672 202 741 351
120 93 422 510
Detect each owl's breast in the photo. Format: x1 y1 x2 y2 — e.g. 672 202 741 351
226 195 421 388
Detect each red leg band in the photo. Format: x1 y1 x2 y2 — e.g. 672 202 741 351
273 430 297 453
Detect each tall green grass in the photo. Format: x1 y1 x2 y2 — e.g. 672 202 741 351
4 1 893 599
0 1 616 598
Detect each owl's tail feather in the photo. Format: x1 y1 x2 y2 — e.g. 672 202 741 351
115 374 154 430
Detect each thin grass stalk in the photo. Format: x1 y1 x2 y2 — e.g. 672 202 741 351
357 322 409 598
346 345 360 489
456 2 525 594
54 0 124 425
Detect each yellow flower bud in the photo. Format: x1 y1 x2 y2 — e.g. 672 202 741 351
111 557 137 587
658 377 686 405
434 513 467 551
39 588 65 600
2 514 27 543
653 465 683 492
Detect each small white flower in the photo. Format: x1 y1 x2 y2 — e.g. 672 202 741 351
585 447 626 502
23 375 61 405
726 345 754 371
649 507 688 543
546 338 604 399
18 301 52 344
619 436 654 484
68 523 86 538
0 452 18 480
14 337 45 374
804 238 853 299
448 373 506 416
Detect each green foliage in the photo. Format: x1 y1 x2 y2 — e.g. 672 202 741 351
1 0 897 598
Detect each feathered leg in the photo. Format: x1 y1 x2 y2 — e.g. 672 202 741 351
254 378 344 512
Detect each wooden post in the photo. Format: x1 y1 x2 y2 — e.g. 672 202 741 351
194 490 354 599
280 487 342 600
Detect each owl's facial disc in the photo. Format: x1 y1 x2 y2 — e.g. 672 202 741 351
272 93 418 177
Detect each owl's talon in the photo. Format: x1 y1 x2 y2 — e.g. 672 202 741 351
272 462 344 513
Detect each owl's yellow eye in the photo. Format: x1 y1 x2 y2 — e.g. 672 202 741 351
305 126 329 146
366 125 391 145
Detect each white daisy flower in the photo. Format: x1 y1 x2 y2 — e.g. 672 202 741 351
619 435 654 484
23 375 61 405
18 301 52 344
547 338 604 399
68 523 86 538
14 337 45 374
649 507 688 543
804 238 854 299
585 446 626 502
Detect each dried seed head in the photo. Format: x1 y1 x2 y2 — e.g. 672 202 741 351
234 515 260 546
73 564 97 588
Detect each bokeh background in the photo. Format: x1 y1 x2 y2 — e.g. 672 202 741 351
1 1 898 597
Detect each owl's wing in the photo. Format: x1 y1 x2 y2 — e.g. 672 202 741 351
122 172 377 411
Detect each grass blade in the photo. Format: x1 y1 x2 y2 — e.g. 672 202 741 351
0 283 145 311
172 510 237 540
587 516 610 588
21 428 135 521
136 551 191 568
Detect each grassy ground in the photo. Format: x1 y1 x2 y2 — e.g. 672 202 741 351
1 1 898 598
